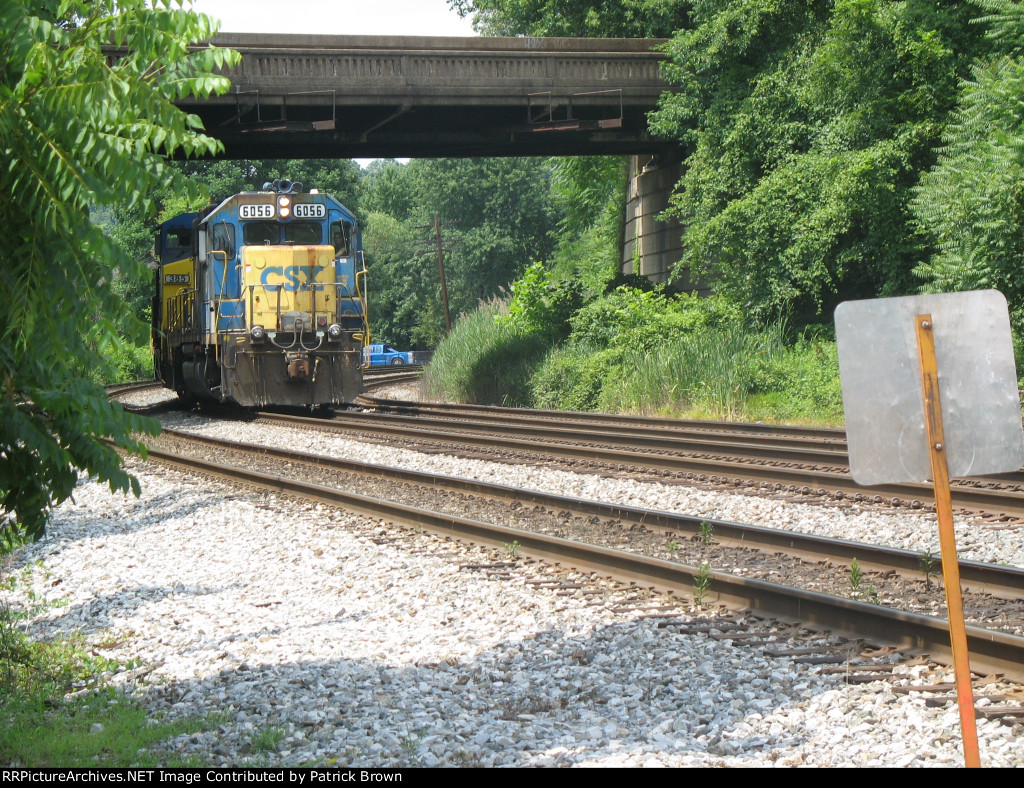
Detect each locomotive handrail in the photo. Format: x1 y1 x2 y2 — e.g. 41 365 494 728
167 288 197 335
355 253 370 346
209 249 229 365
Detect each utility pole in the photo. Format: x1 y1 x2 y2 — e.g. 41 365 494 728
434 212 452 334
417 213 460 336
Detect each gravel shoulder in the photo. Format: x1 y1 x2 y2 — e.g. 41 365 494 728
2 388 1023 767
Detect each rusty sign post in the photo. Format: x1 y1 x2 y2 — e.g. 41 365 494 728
914 313 979 768
835 290 1024 769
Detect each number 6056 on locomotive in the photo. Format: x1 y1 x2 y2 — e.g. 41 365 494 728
152 180 368 408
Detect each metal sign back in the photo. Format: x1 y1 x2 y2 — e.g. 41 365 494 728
834 290 1024 485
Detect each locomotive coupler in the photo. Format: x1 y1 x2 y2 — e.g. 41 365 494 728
285 352 312 379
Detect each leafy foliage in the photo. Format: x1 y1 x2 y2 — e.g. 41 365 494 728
567 288 741 352
449 0 692 37
650 0 985 324
913 2 1024 313
359 158 560 348
530 345 621 411
546 156 628 294
499 262 583 343
0 0 239 539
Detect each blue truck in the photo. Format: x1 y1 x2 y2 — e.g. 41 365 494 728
362 344 430 367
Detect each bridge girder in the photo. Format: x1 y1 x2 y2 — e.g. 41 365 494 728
164 34 678 160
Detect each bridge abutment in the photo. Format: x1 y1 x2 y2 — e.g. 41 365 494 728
622 154 706 294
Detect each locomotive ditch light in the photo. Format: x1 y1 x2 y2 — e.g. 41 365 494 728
327 323 343 341
250 325 266 343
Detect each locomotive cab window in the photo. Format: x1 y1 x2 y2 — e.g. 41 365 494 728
331 221 352 256
243 222 278 246
160 228 191 264
211 222 236 259
285 223 322 245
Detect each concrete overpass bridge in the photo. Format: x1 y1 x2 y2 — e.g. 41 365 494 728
173 34 688 286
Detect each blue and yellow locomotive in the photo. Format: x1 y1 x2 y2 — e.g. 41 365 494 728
152 180 367 407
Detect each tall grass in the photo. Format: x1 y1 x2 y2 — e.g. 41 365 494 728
599 321 787 418
423 299 549 407
427 298 844 425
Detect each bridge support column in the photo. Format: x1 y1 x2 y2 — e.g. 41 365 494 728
621 153 708 294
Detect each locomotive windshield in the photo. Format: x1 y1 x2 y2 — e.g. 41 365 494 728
160 228 191 264
285 223 322 245
243 222 278 246
242 222 323 245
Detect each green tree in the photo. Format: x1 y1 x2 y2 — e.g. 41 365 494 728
547 155 628 294
649 0 985 325
0 0 238 541
913 1 1024 310
449 0 691 37
359 158 560 348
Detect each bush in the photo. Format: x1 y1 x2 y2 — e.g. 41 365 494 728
105 341 153 384
426 287 845 426
568 288 742 352
745 339 844 424
499 262 583 343
531 346 622 411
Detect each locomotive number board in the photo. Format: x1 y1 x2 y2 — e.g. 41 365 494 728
239 204 275 219
293 203 326 219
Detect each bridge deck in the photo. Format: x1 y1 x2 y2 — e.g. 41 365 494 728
164 34 676 158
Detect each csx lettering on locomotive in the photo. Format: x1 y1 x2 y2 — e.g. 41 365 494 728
257 265 328 290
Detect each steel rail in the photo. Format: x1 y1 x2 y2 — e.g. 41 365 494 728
362 372 422 392
257 411 1024 517
357 398 1024 483
140 440 1024 681
357 398 1024 489
162 426 1024 598
355 395 845 441
351 402 848 457
105 380 162 397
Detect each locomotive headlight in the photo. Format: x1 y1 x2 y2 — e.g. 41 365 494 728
278 196 291 218
327 323 343 341
278 196 291 208
250 325 266 342
280 207 291 218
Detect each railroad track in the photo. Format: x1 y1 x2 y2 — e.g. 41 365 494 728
361 366 423 393
262 405 1024 519
357 397 1024 486
356 395 843 441
143 424 1024 684
105 380 163 397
